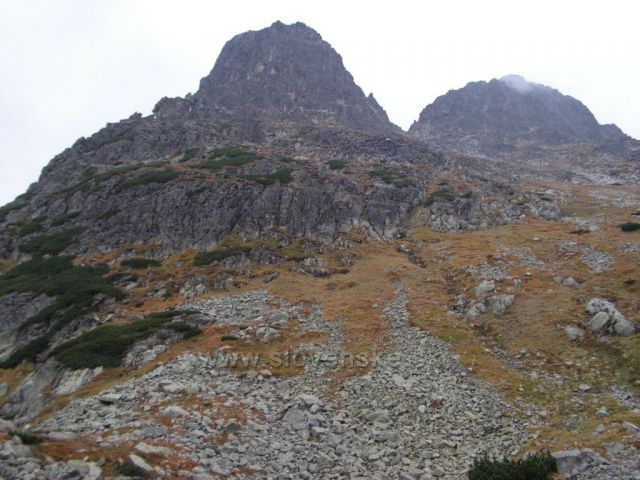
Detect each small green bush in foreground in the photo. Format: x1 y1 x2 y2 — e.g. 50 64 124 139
467 451 557 480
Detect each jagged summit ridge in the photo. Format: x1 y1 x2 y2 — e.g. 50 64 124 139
409 74 627 156
194 21 397 133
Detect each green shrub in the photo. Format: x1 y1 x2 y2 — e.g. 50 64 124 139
180 147 200 162
210 146 253 159
620 222 640 232
115 169 181 192
15 432 42 445
327 160 347 170
194 245 253 266
197 146 261 171
221 335 239 341
115 461 147 477
15 216 46 237
0 256 124 368
369 169 414 188
62 162 168 195
121 258 161 269
0 201 26 222
425 189 456 206
241 168 294 186
20 228 83 256
467 451 557 480
51 211 80 226
51 310 200 369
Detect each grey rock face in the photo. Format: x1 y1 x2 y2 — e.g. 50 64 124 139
409 74 628 157
196 21 398 134
53 367 103 396
0 293 54 362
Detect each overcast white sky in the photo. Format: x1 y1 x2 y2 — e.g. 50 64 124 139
1 0 638 206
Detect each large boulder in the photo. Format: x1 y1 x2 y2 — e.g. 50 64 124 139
486 294 515 315
586 298 636 336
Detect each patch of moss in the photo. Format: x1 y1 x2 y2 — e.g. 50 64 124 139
0 201 26 223
121 258 161 269
620 222 640 232
197 147 261 171
14 216 47 237
241 168 294 186
621 337 640 384
369 169 414 188
20 228 83 256
327 160 347 170
115 169 181 192
115 461 148 477
194 245 253 266
62 163 168 195
424 189 456 206
80 127 135 153
51 310 200 369
51 211 80 227
14 432 42 445
180 147 200 163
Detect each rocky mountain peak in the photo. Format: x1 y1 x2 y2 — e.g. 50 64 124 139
409 74 627 156
194 21 398 133
499 74 546 93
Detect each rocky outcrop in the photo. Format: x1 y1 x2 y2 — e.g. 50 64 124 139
0 293 54 361
586 298 636 336
409 74 630 158
424 186 561 233
195 21 398 134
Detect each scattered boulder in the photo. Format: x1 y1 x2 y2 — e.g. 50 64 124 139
180 276 207 298
486 294 514 315
162 405 190 418
553 449 599 477
267 310 290 330
98 393 123 405
554 274 578 287
466 302 486 321
263 271 279 283
129 453 154 472
586 298 636 336
135 442 174 456
475 280 496 298
563 325 585 343
255 326 282 343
